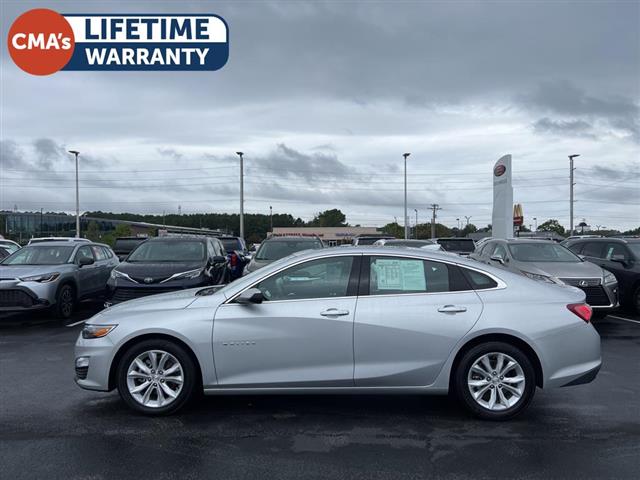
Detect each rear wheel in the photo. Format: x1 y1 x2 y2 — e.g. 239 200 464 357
116 339 197 415
54 284 75 319
455 342 536 420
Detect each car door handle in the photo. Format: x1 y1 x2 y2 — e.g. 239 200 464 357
438 305 467 313
320 308 350 317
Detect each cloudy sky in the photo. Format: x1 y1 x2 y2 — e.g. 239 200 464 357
1 0 639 231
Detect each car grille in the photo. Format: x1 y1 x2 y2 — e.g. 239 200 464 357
129 276 170 284
559 278 601 287
579 286 611 306
75 366 89 380
110 287 178 303
0 290 35 308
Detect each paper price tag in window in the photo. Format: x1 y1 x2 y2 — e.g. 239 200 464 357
373 259 426 291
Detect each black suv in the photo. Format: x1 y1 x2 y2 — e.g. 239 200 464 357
106 236 228 305
565 237 640 312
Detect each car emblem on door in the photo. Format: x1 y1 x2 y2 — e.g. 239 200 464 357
144 277 154 284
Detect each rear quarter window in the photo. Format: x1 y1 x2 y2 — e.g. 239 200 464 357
460 268 498 290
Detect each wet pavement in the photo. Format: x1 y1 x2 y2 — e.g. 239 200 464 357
1 304 639 479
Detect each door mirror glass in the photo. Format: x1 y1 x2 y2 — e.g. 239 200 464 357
236 288 264 304
211 255 227 264
78 256 94 266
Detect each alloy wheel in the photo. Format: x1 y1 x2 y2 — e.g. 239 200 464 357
467 352 525 411
126 350 184 408
59 288 74 317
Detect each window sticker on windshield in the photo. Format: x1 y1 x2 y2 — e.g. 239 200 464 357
372 259 426 291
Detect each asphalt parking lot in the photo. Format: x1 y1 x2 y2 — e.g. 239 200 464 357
1 304 639 480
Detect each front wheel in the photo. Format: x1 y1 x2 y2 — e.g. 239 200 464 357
116 340 197 415
54 284 75 319
455 342 536 420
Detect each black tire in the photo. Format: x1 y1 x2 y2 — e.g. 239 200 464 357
455 341 536 421
116 339 197 415
54 284 75 319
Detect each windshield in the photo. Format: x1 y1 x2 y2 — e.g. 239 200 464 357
2 245 74 265
127 240 205 263
114 239 145 252
0 242 20 254
627 242 640 258
437 239 475 252
384 240 434 247
255 240 323 261
220 239 240 252
508 243 581 262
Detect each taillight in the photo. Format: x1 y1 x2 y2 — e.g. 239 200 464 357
567 303 592 323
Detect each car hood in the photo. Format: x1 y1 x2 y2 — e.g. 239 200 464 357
0 264 73 280
115 261 204 279
517 261 603 279
247 258 272 271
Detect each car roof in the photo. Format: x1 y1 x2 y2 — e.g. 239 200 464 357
434 237 474 241
146 236 207 242
570 237 637 243
25 241 88 247
265 236 320 241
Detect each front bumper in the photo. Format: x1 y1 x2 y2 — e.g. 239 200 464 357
74 334 115 392
0 285 54 312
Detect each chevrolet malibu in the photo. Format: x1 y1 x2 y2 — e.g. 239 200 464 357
75 247 601 420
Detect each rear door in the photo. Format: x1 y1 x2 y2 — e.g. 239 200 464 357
213 254 360 387
353 255 483 387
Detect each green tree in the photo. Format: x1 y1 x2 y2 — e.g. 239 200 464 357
381 222 403 238
538 219 566 236
308 209 347 227
85 221 101 242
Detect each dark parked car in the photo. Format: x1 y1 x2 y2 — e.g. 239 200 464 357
244 236 324 273
217 236 249 280
434 238 476 256
113 236 147 261
565 237 640 312
106 236 229 305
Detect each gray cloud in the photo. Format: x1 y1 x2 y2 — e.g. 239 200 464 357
532 118 596 139
157 148 183 160
0 140 26 169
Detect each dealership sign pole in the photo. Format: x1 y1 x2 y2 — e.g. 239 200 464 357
492 154 513 239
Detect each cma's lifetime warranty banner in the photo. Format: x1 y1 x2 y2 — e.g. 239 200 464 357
7 9 229 75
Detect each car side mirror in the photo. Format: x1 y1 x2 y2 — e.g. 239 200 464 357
78 257 94 266
610 254 629 266
490 254 505 265
236 288 264 305
578 254 586 260
211 255 226 264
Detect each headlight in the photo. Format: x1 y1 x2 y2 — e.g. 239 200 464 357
82 324 117 339
161 268 203 283
603 270 616 284
520 271 561 284
110 270 134 281
20 272 60 283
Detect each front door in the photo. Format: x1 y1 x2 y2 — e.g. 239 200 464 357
354 255 483 387
213 255 359 387
75 246 99 297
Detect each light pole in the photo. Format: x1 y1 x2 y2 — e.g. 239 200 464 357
68 150 80 238
456 218 460 231
403 153 410 239
269 205 273 232
568 154 580 236
236 152 245 239
414 209 418 239
533 217 537 231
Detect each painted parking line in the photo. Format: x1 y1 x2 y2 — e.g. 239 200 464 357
607 315 640 325
65 319 86 327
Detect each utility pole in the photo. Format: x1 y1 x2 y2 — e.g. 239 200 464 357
414 209 418 239
464 215 472 227
68 150 80 238
456 218 460 230
569 154 580 236
429 204 441 239
533 217 537 231
270 205 273 232
403 153 411 239
236 152 245 239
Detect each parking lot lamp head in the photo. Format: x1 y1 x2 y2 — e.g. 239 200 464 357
68 150 80 238
403 153 411 239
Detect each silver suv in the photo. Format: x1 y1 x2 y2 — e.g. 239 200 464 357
0 241 118 318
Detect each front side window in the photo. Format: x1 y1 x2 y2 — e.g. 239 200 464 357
492 243 508 259
255 256 354 301
604 243 629 261
75 246 94 263
582 242 604 258
2 246 74 265
91 246 107 261
368 257 452 295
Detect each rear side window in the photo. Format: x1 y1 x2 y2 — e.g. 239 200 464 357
461 268 498 290
582 242 604 258
367 257 460 295
604 242 629 260
566 242 584 254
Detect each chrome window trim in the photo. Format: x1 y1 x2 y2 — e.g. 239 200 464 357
224 251 506 305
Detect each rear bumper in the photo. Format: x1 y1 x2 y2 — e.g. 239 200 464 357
561 364 601 387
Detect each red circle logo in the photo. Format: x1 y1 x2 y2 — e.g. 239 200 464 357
494 164 506 177
8 8 75 76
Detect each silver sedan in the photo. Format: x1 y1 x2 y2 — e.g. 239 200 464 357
75 247 601 420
